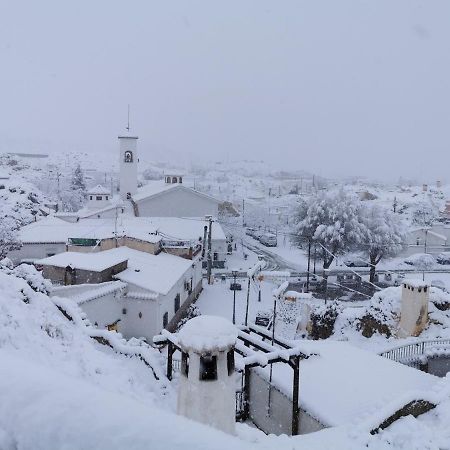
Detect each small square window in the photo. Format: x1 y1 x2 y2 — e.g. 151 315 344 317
122 308 127 315
199 354 217 381
96 196 102 201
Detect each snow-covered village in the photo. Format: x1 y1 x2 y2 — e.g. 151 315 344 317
2 2 450 450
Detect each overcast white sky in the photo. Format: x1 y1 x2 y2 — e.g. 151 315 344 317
1 1 449 181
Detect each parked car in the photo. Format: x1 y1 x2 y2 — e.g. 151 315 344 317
246 227 257 236
404 253 436 269
437 252 450 265
255 310 271 327
343 257 369 267
259 233 277 247
253 230 265 241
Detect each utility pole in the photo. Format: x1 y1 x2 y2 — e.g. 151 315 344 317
206 216 213 284
242 199 245 227
201 225 208 259
313 244 317 274
232 270 238 324
245 277 251 326
306 238 311 292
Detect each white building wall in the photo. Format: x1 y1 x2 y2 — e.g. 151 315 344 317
119 136 138 199
120 295 159 340
9 243 67 265
137 188 219 218
80 295 123 329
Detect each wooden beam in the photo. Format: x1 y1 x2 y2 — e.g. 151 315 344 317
167 341 173 381
291 356 300 436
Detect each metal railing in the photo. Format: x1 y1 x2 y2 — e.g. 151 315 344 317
379 339 450 367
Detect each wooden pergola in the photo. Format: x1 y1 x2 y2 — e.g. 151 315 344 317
153 324 312 436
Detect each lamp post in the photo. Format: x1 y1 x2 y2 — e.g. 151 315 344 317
232 269 238 325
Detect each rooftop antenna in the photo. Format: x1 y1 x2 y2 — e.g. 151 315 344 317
126 104 130 132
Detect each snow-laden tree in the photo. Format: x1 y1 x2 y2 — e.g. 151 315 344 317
411 201 436 227
360 204 406 282
71 164 87 193
293 189 366 291
0 215 21 258
60 165 87 212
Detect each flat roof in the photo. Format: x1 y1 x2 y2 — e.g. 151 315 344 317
256 340 437 427
36 250 128 272
112 247 193 295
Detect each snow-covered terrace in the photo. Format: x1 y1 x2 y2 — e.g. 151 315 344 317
259 340 438 429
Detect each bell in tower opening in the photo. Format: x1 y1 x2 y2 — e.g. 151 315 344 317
118 135 138 199
124 151 133 163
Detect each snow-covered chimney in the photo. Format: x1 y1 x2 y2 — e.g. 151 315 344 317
422 184 428 192
398 280 429 338
177 316 237 435
437 180 442 189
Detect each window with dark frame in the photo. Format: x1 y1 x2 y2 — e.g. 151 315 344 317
174 294 180 313
181 352 189 377
163 312 169 328
227 350 235 375
96 196 102 201
199 354 217 381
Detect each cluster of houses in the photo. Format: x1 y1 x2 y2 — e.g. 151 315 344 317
8 133 230 342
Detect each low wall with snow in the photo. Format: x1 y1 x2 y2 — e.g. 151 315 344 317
248 369 324 436
427 356 450 377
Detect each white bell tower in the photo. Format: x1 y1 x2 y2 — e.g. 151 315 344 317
119 134 138 199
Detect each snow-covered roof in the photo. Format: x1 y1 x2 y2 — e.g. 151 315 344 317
132 180 220 204
36 250 129 272
260 340 437 427
283 291 313 300
18 216 162 245
178 315 238 353
51 281 127 305
112 247 193 295
146 217 227 242
87 185 111 195
403 279 430 289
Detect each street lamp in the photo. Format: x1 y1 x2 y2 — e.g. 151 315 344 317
231 269 239 325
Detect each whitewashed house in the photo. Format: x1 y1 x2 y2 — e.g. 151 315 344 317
9 215 227 267
405 226 450 256
43 246 203 341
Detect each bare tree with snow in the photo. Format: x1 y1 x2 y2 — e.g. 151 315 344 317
292 189 366 292
0 215 21 259
360 204 406 282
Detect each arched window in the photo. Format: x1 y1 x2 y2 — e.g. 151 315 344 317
172 176 178 183
124 151 133 163
163 312 169 328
